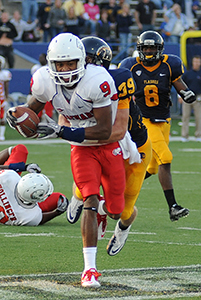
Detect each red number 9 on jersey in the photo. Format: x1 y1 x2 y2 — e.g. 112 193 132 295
100 81 111 97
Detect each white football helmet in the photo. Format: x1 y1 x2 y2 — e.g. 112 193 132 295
0 56 5 68
16 173 54 205
47 33 86 87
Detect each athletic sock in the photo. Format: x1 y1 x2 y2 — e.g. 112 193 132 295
119 220 129 231
0 125 5 140
83 247 97 271
164 189 177 209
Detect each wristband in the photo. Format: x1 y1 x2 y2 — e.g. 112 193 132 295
59 126 85 143
9 162 26 172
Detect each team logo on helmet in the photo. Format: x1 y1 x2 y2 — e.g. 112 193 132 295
97 46 112 61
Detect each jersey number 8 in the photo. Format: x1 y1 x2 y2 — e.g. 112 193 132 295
144 85 159 107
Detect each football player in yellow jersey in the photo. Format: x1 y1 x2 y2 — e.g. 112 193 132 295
64 36 152 256
120 31 196 222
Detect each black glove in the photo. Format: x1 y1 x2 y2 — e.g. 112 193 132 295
37 114 62 139
6 107 17 129
180 90 196 104
57 195 69 213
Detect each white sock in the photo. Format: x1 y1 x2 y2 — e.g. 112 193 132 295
0 125 5 140
98 200 106 215
83 247 97 272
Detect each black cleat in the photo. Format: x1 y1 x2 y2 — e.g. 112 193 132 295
169 204 189 221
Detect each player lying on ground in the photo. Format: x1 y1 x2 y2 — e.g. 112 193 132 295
0 144 68 225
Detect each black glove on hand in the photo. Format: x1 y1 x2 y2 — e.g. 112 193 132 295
180 90 196 104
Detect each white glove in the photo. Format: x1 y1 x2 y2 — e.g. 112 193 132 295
37 114 62 139
119 131 141 165
180 90 196 104
26 163 41 173
6 107 17 129
127 136 141 164
57 195 69 213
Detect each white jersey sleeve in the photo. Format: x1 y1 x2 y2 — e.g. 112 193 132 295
31 66 56 103
0 170 42 226
0 70 12 81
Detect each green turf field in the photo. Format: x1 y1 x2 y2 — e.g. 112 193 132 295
0 121 200 299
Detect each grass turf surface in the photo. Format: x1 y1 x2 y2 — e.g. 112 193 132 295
0 120 200 299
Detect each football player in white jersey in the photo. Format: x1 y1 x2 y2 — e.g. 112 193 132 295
0 144 68 226
6 33 126 288
64 37 151 258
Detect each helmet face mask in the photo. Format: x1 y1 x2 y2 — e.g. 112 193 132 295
81 36 112 70
137 31 164 65
16 173 54 207
47 33 86 87
52 59 81 86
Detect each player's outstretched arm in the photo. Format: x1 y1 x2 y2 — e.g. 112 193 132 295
0 162 41 173
173 77 196 104
39 195 68 225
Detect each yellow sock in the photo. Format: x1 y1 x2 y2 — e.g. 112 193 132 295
75 186 83 200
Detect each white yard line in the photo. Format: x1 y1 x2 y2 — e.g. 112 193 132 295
0 265 200 300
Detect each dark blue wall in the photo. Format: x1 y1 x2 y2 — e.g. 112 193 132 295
9 42 48 94
9 69 32 94
13 42 48 61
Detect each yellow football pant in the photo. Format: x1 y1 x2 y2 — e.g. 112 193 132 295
121 137 152 220
142 118 173 175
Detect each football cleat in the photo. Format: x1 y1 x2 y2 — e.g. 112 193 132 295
66 196 83 224
169 204 189 221
81 268 101 288
107 220 131 256
97 213 107 240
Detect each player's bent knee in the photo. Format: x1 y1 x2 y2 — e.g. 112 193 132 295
14 144 28 155
107 212 121 220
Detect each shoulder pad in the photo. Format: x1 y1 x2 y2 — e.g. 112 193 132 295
119 57 137 70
